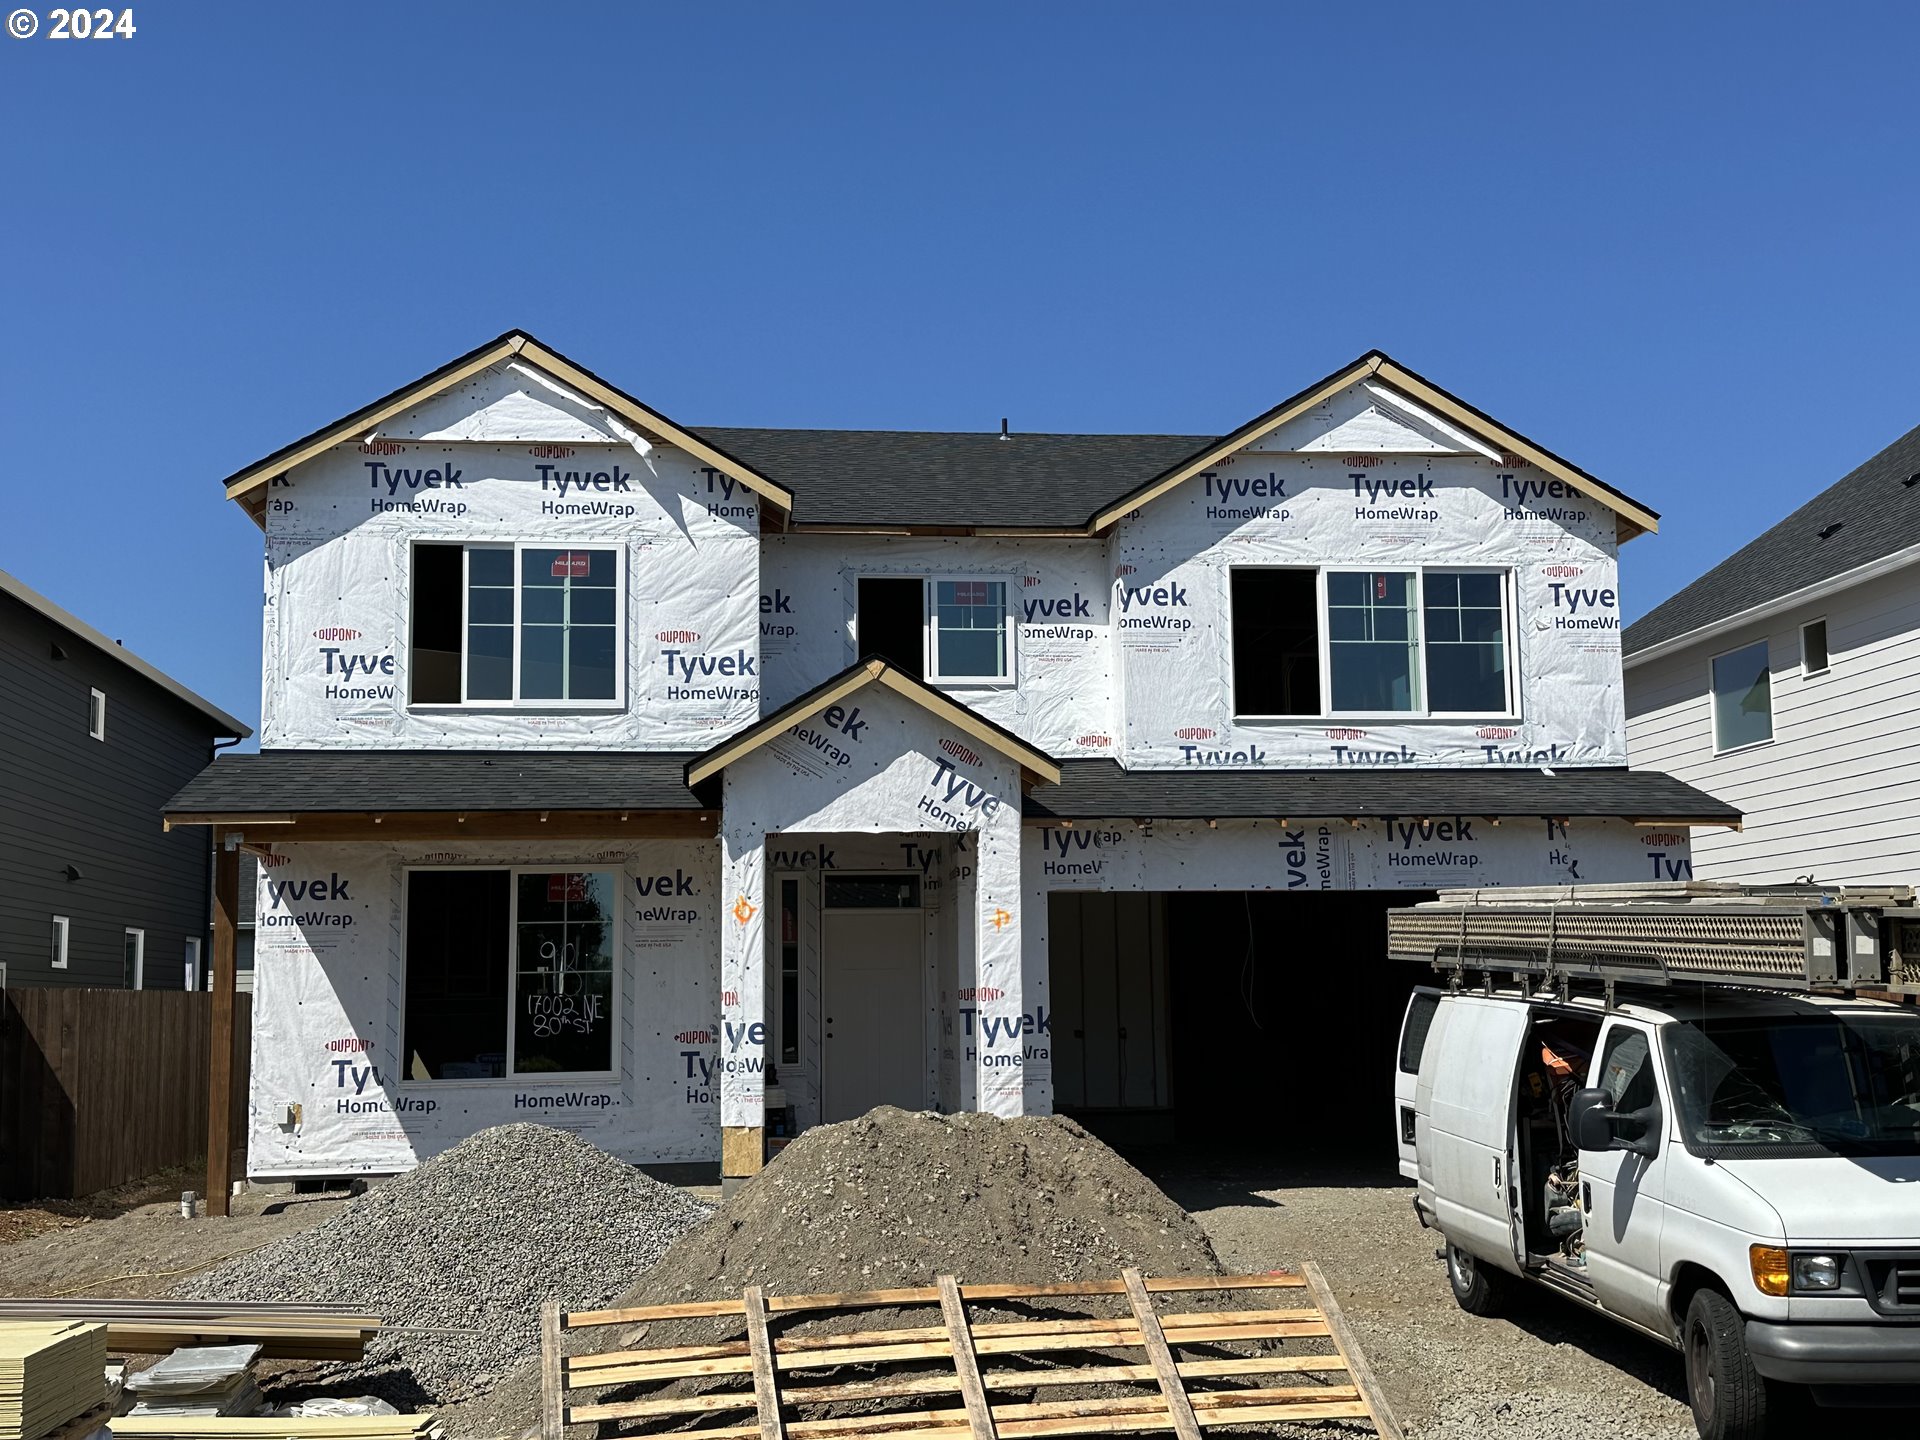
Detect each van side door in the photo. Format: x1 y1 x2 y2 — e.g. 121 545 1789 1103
1579 1019 1673 1333
1394 987 1442 1180
1425 996 1532 1275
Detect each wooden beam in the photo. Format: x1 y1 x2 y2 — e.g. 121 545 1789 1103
1301 1260 1403 1440
743 1285 787 1440
936 1276 997 1440
205 837 240 1219
1119 1268 1200 1440
540 1299 565 1440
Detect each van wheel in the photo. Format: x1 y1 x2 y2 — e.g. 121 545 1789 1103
1683 1289 1767 1439
1445 1244 1507 1315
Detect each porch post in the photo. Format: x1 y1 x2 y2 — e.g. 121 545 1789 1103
719 819 766 1190
205 833 239 1217
972 816 1026 1117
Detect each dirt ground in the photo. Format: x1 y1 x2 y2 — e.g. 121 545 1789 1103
1143 1151 1697 1440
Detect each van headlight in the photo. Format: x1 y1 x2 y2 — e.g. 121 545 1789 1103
1792 1254 1845 1292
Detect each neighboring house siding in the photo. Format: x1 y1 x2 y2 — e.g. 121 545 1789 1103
0 591 218 987
1626 564 1920 884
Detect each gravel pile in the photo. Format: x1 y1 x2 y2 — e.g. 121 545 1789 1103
177 1124 711 1407
439 1107 1223 1438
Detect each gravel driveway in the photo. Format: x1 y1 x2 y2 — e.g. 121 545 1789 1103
1142 1153 1696 1440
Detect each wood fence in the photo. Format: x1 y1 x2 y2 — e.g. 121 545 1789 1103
0 987 251 1200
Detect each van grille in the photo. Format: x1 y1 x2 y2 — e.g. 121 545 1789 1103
1863 1254 1920 1314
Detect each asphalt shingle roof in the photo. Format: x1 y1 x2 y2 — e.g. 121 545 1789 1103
1625 421 1920 654
165 750 706 814
692 428 1215 529
1022 761 1740 823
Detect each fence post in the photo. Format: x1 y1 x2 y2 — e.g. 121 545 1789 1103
206 835 239 1217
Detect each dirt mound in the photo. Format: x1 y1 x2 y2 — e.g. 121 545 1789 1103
178 1124 710 1408
440 1108 1219 1438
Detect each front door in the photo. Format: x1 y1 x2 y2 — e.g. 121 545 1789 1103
823 907 925 1121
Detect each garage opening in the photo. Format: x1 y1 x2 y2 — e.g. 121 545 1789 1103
1048 889 1435 1172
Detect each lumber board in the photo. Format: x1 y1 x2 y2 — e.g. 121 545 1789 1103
1119 1269 1199 1440
936 1277 996 1440
563 1274 1304 1329
743 1285 786 1440
538 1299 563 1440
1301 1261 1401 1440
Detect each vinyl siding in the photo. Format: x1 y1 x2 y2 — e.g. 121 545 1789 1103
1625 563 1920 884
0 593 229 987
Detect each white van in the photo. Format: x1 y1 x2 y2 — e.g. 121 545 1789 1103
1396 984 1920 1439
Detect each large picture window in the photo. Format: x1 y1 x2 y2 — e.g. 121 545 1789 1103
1711 640 1772 753
410 543 622 707
403 868 617 1081
1231 567 1514 718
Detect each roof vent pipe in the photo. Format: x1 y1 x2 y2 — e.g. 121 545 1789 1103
999 418 1009 440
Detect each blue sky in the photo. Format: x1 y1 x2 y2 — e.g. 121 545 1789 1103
5 3 1918 737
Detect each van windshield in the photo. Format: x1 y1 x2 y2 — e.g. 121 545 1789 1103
1662 1012 1920 1157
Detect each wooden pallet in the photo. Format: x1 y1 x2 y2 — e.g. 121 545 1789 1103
540 1267 1399 1440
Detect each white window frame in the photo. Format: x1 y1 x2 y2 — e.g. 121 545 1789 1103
1800 617 1830 678
398 865 622 1087
925 574 1017 687
88 688 107 741
1229 565 1519 722
124 927 145 989
1709 638 1775 755
408 540 627 711
184 937 202 992
51 915 69 970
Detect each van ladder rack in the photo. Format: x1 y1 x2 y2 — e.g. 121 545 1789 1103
1387 882 1920 997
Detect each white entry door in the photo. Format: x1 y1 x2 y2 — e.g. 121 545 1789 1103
822 909 925 1121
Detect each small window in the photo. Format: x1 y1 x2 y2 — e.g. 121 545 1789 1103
929 578 1012 683
88 688 106 741
1231 569 1320 717
184 937 202 992
124 928 145 989
1801 618 1829 676
1423 571 1510 713
1711 640 1772 752
403 868 616 1081
824 874 922 908
1327 571 1421 712
50 916 69 970
1398 991 1441 1075
410 543 623 707
856 577 927 678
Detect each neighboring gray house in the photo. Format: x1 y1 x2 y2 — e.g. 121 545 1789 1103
1624 421 1920 884
0 568 251 988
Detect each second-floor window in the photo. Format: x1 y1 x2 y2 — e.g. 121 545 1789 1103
853 575 1014 685
1232 566 1514 719
410 543 623 707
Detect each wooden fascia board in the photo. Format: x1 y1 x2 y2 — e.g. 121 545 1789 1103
1087 358 1379 532
686 664 881 788
179 810 714 841
223 337 525 501
514 341 793 514
1370 359 1659 539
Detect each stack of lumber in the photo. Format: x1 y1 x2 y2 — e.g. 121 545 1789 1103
108 1417 439 1440
542 1265 1403 1440
0 1305 376 1362
0 1322 110 1440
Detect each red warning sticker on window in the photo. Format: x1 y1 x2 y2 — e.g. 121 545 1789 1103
550 553 591 579
951 581 990 606
546 873 588 903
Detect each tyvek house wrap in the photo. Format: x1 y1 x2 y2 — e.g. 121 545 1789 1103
719 681 1028 1125
261 361 761 750
246 838 720 1177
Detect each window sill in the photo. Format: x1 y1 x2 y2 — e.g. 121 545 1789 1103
1712 736 1776 758
400 1072 620 1089
1232 713 1525 725
407 701 628 714
927 677 1017 690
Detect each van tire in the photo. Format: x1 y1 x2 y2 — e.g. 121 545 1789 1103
1682 1288 1766 1439
1445 1244 1507 1315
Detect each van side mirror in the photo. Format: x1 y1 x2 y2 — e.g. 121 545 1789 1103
1572 1086 1663 1159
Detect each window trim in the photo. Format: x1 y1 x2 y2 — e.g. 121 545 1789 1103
925 574 1016 687
51 915 69 970
1800 616 1830 679
124 927 145 990
407 540 627 712
88 688 107 741
184 937 202 992
1709 637 1775 756
398 864 623 1087
1231 564 1520 722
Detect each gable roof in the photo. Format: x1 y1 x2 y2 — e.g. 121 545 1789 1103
1624 420 1920 660
1 567 250 737
1086 352 1658 542
219 331 793 526
686 658 1061 791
